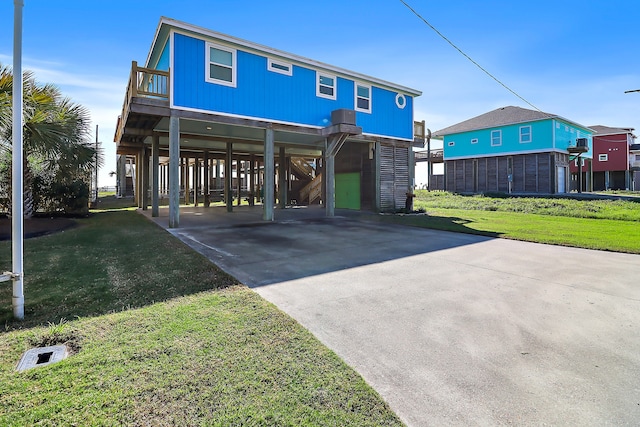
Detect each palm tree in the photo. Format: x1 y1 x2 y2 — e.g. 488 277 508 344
0 63 99 216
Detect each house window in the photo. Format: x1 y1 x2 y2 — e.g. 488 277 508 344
470 138 478 144
268 58 292 76
520 126 532 143
491 130 502 146
448 141 455 147
395 93 406 109
574 158 585 167
599 154 608 161
636 154 640 161
206 43 236 87
355 83 371 113
317 72 336 100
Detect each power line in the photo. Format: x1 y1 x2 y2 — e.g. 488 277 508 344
399 0 542 112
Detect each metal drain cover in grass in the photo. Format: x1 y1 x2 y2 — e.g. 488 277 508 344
16 345 68 372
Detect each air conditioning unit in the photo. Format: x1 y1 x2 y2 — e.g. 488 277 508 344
331 109 356 126
576 138 588 147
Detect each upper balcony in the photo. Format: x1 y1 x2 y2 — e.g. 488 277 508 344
114 61 170 144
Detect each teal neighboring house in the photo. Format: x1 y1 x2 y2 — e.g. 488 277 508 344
434 106 593 194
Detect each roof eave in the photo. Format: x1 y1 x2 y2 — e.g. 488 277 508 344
149 17 422 97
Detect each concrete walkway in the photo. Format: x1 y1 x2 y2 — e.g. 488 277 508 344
144 206 640 426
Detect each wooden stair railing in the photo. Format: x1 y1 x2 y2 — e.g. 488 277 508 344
300 173 322 204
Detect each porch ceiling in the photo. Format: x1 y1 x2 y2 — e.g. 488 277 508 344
148 117 325 157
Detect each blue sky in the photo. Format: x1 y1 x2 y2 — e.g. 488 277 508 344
1 0 639 187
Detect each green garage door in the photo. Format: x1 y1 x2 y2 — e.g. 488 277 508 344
335 172 361 210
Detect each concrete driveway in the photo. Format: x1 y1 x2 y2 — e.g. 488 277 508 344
146 206 640 426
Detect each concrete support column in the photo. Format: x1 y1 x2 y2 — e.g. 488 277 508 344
135 151 141 207
264 127 275 221
180 157 184 201
408 147 415 210
237 159 242 207
193 156 199 207
141 147 149 210
375 141 381 212
215 159 220 190
325 140 335 217
278 147 286 209
184 157 191 205
159 162 163 197
625 170 630 190
249 154 255 206
203 151 210 207
319 156 325 205
169 116 180 228
151 134 160 217
226 143 233 213
117 155 126 198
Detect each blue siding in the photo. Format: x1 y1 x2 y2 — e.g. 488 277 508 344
444 119 592 159
357 87 413 139
553 120 593 157
172 33 413 139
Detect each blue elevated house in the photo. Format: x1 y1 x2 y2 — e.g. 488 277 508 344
114 17 423 226
434 106 593 194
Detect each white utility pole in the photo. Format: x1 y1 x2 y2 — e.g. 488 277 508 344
94 125 99 206
12 0 25 319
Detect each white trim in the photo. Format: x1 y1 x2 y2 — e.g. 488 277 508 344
354 82 372 114
491 129 502 146
316 71 337 100
519 125 532 143
267 58 292 76
448 141 455 146
360 131 413 142
157 19 422 96
395 93 406 109
205 42 237 87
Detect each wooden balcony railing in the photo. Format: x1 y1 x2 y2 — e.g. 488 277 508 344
115 61 170 143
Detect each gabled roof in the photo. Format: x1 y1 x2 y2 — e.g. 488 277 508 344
146 17 422 97
588 125 635 136
434 106 589 137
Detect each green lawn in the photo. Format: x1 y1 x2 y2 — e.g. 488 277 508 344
376 191 640 254
0 210 402 426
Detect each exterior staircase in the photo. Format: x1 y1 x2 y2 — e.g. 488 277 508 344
299 173 322 205
290 157 322 205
